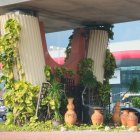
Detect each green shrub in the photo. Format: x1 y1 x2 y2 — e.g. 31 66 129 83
132 97 140 108
3 81 39 125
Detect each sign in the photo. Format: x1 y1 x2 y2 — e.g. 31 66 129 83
109 69 120 84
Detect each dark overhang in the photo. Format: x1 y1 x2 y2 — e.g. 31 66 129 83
1 0 140 33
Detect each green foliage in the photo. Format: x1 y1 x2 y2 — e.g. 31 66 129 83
54 67 64 79
77 57 112 108
44 65 54 82
86 24 114 40
0 121 132 131
104 112 112 124
98 48 116 108
77 58 97 88
29 116 39 127
43 65 69 121
0 120 53 131
129 78 140 93
3 81 39 125
104 49 117 80
44 65 75 81
0 19 24 85
65 34 73 61
132 97 140 108
0 19 39 126
41 80 66 121
0 122 103 131
54 66 75 79
97 80 111 108
5 112 14 125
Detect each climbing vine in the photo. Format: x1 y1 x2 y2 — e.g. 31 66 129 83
77 49 116 108
96 49 116 107
104 49 117 81
0 19 23 88
65 33 73 62
65 24 114 63
77 58 97 88
97 49 116 107
0 19 39 126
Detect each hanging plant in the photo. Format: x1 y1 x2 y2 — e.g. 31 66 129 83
77 49 116 107
77 58 97 88
97 80 111 108
85 23 114 40
96 48 116 107
53 66 75 80
0 19 39 126
104 49 117 81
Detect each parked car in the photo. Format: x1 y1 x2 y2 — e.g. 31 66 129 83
0 98 6 121
121 107 140 123
0 106 6 121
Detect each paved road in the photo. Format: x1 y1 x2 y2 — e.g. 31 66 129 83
1 131 140 140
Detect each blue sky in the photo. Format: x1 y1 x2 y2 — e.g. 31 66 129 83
46 30 73 48
111 20 140 42
46 20 140 48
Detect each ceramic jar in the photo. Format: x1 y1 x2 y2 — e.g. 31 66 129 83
127 112 138 128
64 98 77 125
112 101 121 125
91 108 103 126
120 110 129 126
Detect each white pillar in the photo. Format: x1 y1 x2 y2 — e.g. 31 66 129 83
0 12 46 85
87 30 108 83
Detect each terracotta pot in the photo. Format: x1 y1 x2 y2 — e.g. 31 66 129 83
67 98 75 110
64 98 77 125
112 112 121 125
52 120 61 127
127 112 138 128
120 110 129 126
112 101 121 125
91 108 103 126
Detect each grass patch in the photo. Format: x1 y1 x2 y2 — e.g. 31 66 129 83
0 121 133 132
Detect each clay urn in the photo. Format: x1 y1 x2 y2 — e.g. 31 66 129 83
91 107 104 126
120 109 129 126
127 111 138 128
64 98 77 125
112 101 121 125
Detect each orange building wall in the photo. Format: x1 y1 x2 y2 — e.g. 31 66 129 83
39 22 87 85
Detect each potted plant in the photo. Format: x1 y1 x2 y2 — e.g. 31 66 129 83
49 80 66 125
52 110 63 127
41 79 66 126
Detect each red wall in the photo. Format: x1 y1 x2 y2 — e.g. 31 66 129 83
39 22 87 85
112 50 140 60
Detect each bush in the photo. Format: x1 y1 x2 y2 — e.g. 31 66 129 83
132 97 140 108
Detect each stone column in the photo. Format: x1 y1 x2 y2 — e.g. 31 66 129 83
87 30 108 83
0 11 46 85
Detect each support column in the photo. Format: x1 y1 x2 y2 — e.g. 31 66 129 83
87 30 108 83
0 11 46 85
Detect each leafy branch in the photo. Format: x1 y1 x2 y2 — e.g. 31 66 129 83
0 19 39 126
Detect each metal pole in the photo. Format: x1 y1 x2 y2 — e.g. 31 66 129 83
35 83 42 117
